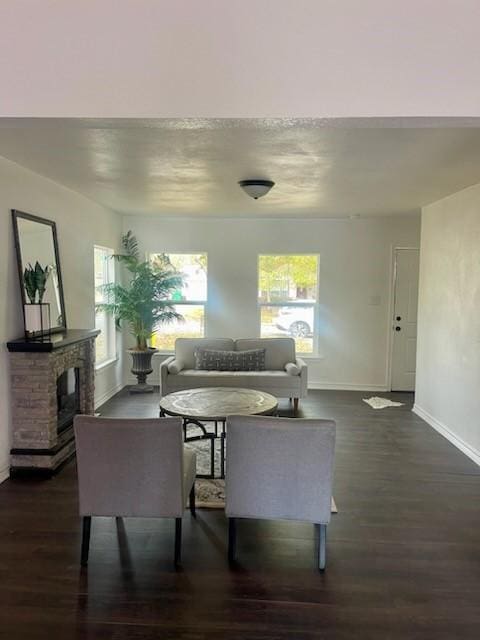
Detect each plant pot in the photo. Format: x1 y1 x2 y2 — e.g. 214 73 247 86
24 302 51 339
128 347 158 393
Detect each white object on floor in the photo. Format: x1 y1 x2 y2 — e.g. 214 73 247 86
363 396 404 410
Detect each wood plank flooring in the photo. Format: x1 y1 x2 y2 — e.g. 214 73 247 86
0 389 479 639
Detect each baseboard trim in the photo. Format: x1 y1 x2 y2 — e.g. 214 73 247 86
413 404 480 467
127 376 158 386
0 464 10 484
309 382 389 392
95 382 124 409
130 378 388 393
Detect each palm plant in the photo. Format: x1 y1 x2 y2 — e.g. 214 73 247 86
96 231 185 351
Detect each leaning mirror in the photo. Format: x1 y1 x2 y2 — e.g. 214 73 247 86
12 210 67 337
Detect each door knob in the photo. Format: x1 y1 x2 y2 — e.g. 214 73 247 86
396 316 401 321
395 326 401 331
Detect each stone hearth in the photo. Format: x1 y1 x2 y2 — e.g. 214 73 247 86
7 330 99 475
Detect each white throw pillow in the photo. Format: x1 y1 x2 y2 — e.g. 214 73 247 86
167 359 184 374
285 362 300 376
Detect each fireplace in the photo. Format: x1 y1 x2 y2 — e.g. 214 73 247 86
7 329 99 476
57 368 80 434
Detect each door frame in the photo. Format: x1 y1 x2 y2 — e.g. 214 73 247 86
386 246 420 392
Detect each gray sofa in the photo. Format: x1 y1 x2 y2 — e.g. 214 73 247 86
159 338 308 406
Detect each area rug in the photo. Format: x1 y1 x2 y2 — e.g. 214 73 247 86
363 396 404 409
187 438 338 513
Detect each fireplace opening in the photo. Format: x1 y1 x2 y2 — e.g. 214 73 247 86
57 368 80 434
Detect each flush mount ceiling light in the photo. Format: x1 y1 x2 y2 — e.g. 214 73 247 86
238 179 275 199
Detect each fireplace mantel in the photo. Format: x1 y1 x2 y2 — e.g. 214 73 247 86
7 329 98 476
7 329 100 353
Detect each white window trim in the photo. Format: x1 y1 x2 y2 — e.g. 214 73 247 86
94 356 119 372
149 252 208 353
94 245 117 369
257 253 320 356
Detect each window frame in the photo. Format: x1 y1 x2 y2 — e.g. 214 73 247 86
257 253 320 356
94 244 117 369
149 251 208 353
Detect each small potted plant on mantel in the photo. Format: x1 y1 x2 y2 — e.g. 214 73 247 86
23 261 51 337
96 231 185 393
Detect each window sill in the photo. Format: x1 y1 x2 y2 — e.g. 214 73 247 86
95 357 119 372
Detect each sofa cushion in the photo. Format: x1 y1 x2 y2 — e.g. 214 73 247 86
175 338 235 370
175 369 301 389
194 348 266 372
235 338 296 370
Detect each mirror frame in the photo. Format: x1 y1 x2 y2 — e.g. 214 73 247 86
12 209 67 336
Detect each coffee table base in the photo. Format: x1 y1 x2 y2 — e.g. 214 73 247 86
159 387 279 479
183 417 216 479
160 409 218 478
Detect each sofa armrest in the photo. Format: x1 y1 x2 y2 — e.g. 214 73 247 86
296 356 307 370
159 356 175 398
296 357 308 397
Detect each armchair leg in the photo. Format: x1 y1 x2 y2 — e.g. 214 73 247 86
189 484 196 517
228 517 236 563
81 516 91 566
174 518 182 566
317 523 327 571
293 398 299 412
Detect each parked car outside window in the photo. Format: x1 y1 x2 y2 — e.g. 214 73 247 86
275 305 314 338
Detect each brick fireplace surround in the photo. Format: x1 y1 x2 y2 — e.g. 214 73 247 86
7 330 99 476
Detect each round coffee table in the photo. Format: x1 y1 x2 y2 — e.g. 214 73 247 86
159 387 278 478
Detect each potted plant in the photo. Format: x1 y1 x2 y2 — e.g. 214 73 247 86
96 231 185 393
23 261 52 337
23 261 51 303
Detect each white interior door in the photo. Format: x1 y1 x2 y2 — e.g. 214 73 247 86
391 248 419 392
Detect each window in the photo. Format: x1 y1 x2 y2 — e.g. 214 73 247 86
150 253 207 351
258 254 319 354
94 245 116 366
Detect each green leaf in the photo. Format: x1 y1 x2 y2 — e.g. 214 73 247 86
23 266 37 303
98 231 186 349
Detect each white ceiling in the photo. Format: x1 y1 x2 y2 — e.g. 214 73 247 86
1 119 480 218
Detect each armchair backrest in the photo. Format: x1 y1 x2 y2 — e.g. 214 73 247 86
226 415 336 524
74 416 185 518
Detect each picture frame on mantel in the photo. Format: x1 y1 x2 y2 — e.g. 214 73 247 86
12 210 67 338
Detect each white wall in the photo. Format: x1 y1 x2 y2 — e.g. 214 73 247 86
1 1 480 118
122 215 420 389
415 184 480 466
0 157 123 482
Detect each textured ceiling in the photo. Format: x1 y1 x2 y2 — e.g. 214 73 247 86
1 119 480 218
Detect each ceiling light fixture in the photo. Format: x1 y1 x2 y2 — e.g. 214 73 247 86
238 179 275 200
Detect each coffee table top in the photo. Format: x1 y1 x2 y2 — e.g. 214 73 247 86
159 387 278 421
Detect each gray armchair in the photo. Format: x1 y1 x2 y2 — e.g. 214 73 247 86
225 415 336 570
74 416 196 567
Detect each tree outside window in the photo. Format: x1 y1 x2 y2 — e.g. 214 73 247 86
258 255 319 354
94 245 116 366
150 253 207 351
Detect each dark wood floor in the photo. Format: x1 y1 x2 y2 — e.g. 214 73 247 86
0 389 479 639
